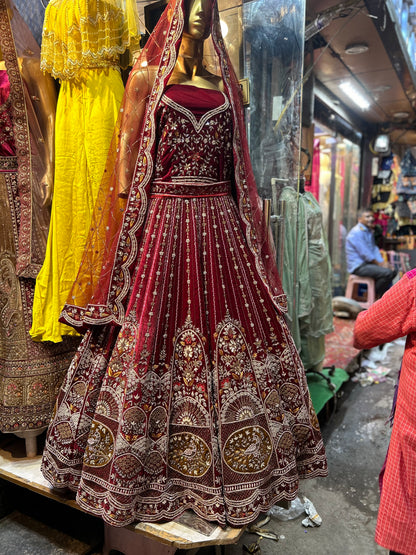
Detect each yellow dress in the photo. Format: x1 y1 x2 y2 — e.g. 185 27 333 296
30 0 140 342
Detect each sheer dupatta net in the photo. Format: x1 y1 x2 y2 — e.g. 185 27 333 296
60 0 287 331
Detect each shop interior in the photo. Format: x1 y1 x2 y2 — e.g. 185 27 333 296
1 0 416 553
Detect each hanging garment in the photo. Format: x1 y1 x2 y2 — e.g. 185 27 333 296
41 82 327 529
279 186 311 350
280 187 333 369
30 0 140 343
40 0 327 528
396 148 416 194
0 1 78 432
299 192 334 369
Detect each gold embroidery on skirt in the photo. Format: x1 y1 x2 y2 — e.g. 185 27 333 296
223 425 272 473
84 420 114 467
168 432 212 477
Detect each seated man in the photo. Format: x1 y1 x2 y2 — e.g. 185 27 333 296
345 208 397 298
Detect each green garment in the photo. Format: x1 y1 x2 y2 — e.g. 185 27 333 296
280 188 334 369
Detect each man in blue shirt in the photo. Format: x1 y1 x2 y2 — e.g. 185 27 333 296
345 208 397 298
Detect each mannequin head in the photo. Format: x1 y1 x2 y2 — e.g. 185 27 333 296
183 0 212 41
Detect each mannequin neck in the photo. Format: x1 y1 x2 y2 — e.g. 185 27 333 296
176 35 204 77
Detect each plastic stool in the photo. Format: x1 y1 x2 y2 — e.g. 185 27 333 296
399 252 411 274
345 274 376 309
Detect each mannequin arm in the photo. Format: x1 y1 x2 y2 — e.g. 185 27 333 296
20 56 57 206
116 66 155 197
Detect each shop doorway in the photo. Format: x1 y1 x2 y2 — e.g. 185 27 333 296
312 122 361 295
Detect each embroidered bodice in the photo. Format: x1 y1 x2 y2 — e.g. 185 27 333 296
0 70 15 157
154 85 233 183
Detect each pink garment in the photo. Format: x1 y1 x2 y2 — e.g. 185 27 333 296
307 137 320 202
0 70 16 157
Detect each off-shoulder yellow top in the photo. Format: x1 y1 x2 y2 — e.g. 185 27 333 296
41 0 141 80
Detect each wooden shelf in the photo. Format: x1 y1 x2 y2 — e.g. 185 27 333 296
0 435 245 553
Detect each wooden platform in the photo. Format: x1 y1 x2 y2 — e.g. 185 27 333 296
0 435 244 554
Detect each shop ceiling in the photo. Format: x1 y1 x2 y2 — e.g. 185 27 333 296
306 0 416 146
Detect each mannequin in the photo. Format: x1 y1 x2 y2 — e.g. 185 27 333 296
30 0 141 343
168 0 223 91
0 0 78 454
41 0 327 528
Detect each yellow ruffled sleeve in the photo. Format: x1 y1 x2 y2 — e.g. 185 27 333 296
41 0 141 81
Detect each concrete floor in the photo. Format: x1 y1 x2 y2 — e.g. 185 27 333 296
0 338 404 555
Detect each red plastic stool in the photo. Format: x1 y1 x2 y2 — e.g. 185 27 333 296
345 274 376 309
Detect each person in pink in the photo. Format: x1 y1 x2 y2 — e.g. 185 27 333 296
354 268 416 555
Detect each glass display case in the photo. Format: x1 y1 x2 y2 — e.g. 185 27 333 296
218 0 306 281
314 123 361 294
219 0 307 333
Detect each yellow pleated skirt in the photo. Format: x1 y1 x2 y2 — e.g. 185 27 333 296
30 68 124 342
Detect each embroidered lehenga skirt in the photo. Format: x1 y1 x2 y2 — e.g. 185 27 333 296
41 84 327 526
0 70 78 431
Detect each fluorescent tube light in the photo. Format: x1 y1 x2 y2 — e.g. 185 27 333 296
339 81 371 110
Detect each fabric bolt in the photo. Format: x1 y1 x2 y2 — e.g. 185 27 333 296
407 197 416 218
396 148 416 194
30 0 140 343
354 269 416 555
373 211 391 238
0 1 78 432
399 148 416 177
371 183 393 213
40 35 327 528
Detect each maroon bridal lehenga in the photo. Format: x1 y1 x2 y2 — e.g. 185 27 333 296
41 82 327 527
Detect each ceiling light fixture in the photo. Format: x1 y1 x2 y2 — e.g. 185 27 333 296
372 85 392 93
339 81 371 110
393 111 410 119
344 42 369 55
